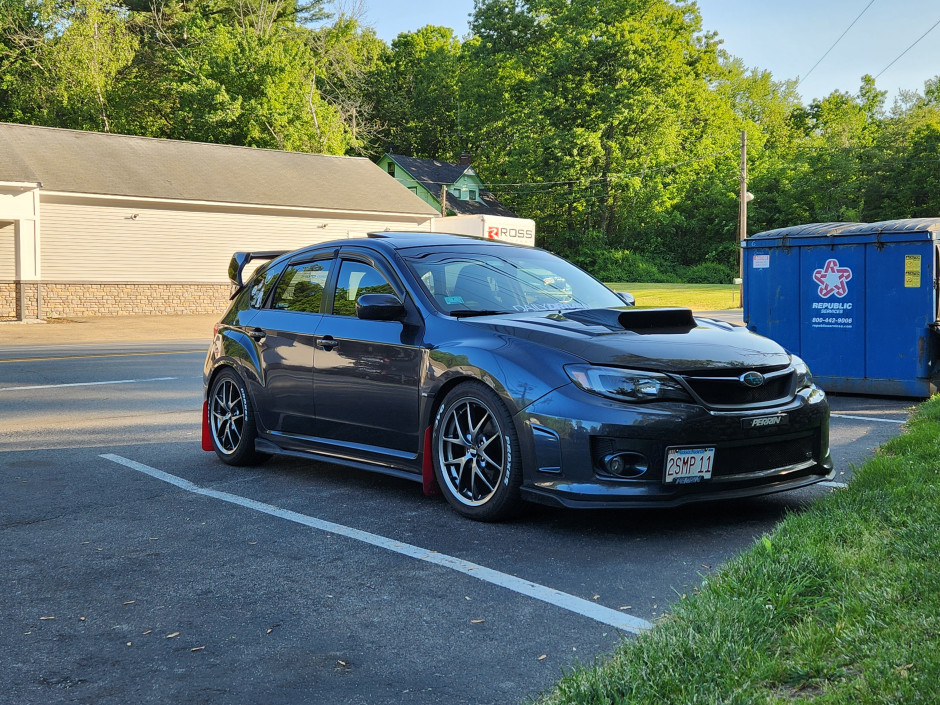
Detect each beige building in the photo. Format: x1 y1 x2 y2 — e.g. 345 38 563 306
0 123 439 319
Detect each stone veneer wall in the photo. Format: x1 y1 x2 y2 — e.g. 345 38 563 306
0 282 17 318
0 282 231 319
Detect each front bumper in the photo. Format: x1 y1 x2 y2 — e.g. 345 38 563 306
517 383 833 508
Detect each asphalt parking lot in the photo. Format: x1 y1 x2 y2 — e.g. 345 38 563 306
0 316 915 704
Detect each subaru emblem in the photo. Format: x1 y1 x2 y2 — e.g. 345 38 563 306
741 371 765 388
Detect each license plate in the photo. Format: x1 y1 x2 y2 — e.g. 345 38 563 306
665 447 715 484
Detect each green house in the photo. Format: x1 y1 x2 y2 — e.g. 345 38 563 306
377 153 516 217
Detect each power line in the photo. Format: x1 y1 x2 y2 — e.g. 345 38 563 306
875 15 940 79
424 148 737 190
799 0 876 87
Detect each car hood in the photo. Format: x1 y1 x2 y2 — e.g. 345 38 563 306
463 307 790 372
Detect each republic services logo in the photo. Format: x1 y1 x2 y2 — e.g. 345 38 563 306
813 259 852 298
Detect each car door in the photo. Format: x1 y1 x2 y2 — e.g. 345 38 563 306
247 254 334 437
312 252 424 456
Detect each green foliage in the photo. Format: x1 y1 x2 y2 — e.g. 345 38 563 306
1 0 138 132
679 261 735 285
0 0 378 154
367 25 462 159
154 18 345 151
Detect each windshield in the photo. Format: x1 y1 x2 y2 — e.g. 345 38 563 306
401 245 624 315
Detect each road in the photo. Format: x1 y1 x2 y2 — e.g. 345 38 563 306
0 341 914 704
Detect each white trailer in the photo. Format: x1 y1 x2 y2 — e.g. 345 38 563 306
429 214 536 246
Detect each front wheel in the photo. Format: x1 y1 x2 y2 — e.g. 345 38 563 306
208 368 269 466
432 382 522 521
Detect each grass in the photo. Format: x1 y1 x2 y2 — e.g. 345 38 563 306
605 282 741 311
537 395 940 705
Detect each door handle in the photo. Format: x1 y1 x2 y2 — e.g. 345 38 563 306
316 336 339 350
247 327 266 341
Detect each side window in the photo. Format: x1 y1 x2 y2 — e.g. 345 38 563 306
270 259 332 313
249 263 285 309
331 260 395 317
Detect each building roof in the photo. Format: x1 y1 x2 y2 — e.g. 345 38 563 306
386 153 516 217
0 123 439 216
388 153 471 186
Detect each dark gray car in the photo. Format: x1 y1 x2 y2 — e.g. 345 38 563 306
202 233 832 521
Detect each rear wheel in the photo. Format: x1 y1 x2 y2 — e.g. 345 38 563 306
432 381 522 521
208 368 268 466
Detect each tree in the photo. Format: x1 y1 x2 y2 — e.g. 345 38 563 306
368 25 463 158
1 0 137 132
142 0 354 152
463 0 739 261
307 10 388 154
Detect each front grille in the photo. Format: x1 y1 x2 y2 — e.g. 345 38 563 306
681 368 794 407
713 433 817 478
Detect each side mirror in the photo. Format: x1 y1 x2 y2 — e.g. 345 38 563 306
615 291 635 307
356 293 406 321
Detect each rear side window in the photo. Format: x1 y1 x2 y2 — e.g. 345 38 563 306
271 260 332 313
249 264 285 309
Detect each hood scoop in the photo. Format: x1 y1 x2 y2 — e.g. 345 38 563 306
563 307 696 334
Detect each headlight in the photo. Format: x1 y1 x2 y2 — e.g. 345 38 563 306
791 355 814 390
565 364 692 403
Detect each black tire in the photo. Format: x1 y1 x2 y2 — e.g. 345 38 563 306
432 381 523 521
207 368 269 466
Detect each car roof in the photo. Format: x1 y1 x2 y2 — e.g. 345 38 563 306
281 231 522 261
366 231 517 249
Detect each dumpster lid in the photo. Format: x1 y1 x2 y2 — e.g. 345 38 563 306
839 217 940 236
748 217 940 244
747 222 861 240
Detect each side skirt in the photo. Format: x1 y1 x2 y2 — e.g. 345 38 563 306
254 438 423 485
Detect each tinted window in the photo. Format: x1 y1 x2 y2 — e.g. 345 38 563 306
332 260 395 317
249 263 285 309
271 260 332 313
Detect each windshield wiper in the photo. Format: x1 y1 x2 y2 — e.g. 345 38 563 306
450 309 512 318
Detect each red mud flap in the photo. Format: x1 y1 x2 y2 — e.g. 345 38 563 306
201 400 214 452
421 426 440 496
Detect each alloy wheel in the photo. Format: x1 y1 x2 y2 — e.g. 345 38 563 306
210 377 245 454
438 397 506 506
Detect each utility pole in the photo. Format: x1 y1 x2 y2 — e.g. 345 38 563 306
440 185 448 217
738 129 747 282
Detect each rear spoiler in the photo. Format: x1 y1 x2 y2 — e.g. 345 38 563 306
228 251 287 299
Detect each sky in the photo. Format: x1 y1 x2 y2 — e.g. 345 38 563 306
359 0 940 105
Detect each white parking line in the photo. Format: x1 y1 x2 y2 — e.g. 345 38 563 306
830 413 905 424
0 377 176 392
101 453 652 635
0 350 202 363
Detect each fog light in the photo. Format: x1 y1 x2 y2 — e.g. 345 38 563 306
608 455 625 475
603 452 648 479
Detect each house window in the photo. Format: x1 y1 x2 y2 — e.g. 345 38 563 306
387 163 395 176
469 190 477 201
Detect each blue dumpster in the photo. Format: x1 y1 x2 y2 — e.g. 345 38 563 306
742 218 940 398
